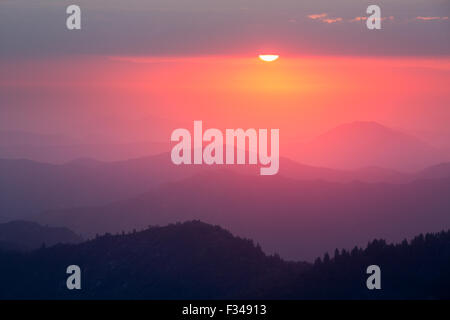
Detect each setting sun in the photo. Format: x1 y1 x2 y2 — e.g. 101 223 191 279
259 54 279 62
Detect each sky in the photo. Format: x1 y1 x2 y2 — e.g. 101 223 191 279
1 0 449 58
0 0 449 148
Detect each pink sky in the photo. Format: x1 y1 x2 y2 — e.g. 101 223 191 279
1 55 449 148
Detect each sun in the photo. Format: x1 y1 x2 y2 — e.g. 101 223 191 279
259 54 279 62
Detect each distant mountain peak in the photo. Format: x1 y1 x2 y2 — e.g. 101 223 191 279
318 121 409 140
300 121 445 171
337 121 389 129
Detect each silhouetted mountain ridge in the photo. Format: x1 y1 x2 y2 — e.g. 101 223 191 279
0 221 304 299
38 169 450 260
0 220 82 251
4 154 450 220
1 221 449 299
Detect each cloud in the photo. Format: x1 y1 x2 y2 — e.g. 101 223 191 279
308 13 327 20
416 16 449 21
349 16 367 22
308 13 342 24
322 18 343 24
350 16 394 22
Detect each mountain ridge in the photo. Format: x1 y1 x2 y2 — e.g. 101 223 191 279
0 220 82 251
296 121 448 171
36 169 450 261
1 220 449 299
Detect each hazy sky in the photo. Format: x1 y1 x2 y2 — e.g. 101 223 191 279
0 0 449 58
0 0 449 146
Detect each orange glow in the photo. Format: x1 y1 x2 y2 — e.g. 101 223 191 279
2 55 449 156
259 55 279 62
